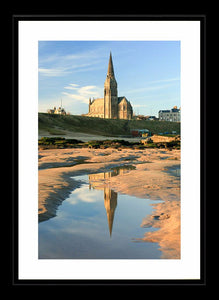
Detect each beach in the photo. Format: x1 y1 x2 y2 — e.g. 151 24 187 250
38 147 180 258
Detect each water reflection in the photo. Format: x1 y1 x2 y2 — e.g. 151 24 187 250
39 164 177 259
88 166 135 236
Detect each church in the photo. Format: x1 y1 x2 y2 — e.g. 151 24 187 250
86 52 133 120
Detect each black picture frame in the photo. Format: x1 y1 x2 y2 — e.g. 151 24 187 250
11 14 207 287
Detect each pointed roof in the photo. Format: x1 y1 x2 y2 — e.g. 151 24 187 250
107 210 115 237
107 52 115 78
104 189 117 237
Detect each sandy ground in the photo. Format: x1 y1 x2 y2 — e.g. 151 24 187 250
38 147 180 259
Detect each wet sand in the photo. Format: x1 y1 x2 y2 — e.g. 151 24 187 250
38 147 180 258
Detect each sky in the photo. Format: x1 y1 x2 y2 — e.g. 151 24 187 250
38 41 180 117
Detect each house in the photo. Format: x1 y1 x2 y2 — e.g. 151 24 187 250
47 106 66 115
158 106 180 122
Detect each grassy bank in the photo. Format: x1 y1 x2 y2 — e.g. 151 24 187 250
39 113 180 137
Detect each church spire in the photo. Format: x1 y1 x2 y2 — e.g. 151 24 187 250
104 188 117 237
107 52 115 78
104 51 118 119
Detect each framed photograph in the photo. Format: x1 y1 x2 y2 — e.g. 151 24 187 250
12 14 206 285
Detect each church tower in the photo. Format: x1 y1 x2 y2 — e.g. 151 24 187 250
104 52 118 119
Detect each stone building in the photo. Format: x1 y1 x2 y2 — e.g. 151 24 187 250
47 100 66 115
47 106 66 115
86 52 133 119
158 106 181 122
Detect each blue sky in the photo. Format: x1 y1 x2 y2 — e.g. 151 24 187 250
38 41 180 117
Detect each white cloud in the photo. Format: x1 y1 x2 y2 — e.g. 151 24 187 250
78 85 99 95
62 92 87 102
38 61 103 77
64 86 78 90
68 185 102 205
38 83 102 113
39 67 71 77
62 84 102 104
64 83 80 90
38 47 105 78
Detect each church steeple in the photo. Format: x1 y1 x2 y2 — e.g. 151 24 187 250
107 52 115 78
104 52 118 119
104 188 117 237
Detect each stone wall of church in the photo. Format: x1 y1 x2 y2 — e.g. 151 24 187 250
88 98 104 118
88 97 133 119
118 99 133 120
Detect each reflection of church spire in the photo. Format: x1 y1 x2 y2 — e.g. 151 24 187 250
104 188 117 237
88 171 118 237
